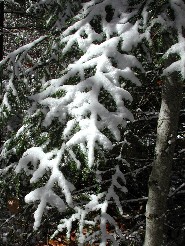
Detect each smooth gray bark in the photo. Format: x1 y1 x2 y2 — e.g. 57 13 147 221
144 75 183 246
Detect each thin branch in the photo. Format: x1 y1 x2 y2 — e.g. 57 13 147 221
168 183 185 198
4 9 38 18
4 26 48 30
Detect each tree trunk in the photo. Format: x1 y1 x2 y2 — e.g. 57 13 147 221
144 75 183 246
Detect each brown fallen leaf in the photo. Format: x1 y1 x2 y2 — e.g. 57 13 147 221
7 197 20 214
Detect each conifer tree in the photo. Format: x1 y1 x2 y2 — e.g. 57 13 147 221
0 0 184 245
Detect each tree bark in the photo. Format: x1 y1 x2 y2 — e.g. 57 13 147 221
144 75 183 246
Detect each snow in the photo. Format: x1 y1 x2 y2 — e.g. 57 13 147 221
162 0 185 78
33 62 140 167
163 36 185 78
5 0 185 243
3 1 146 235
0 163 15 175
15 144 75 229
0 36 46 67
31 20 143 167
106 165 127 215
121 21 141 52
1 0 145 171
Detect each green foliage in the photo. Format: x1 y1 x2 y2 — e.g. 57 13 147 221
1 0 185 245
